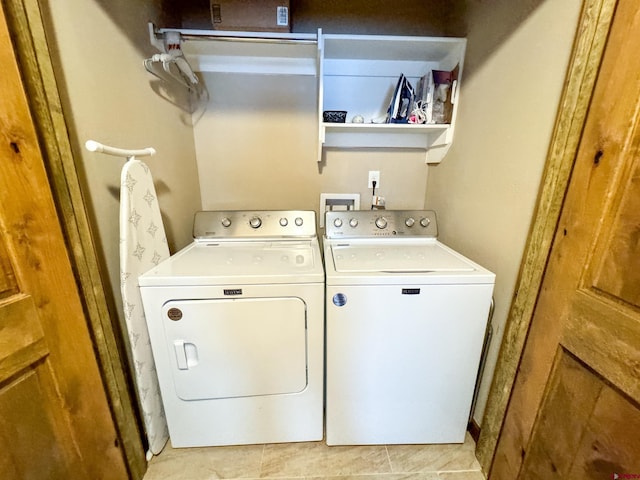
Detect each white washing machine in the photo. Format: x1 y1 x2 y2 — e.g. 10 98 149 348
324 210 495 445
139 210 324 447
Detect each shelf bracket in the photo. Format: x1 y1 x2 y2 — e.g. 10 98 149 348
148 22 164 52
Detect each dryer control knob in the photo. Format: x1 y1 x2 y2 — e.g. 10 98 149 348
420 217 431 228
333 218 343 228
295 217 304 226
279 217 288 227
249 217 262 229
405 217 415 227
375 217 388 229
221 217 232 228
349 218 359 228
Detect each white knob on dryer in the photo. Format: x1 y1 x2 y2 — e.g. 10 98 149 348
420 217 431 228
279 217 288 226
375 217 388 229
249 217 262 229
405 217 415 227
221 217 232 228
349 218 359 228
333 218 343 228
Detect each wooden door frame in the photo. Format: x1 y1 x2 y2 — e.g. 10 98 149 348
1 0 618 476
2 0 146 478
477 0 618 472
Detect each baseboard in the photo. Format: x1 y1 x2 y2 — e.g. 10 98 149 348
468 419 481 443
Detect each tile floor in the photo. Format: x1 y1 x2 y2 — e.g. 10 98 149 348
143 433 485 480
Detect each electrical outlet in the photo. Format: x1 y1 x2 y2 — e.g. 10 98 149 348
368 171 380 188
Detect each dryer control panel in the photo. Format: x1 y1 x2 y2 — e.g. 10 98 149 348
194 210 317 240
325 210 438 238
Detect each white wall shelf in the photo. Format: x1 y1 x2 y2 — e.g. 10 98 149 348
151 27 466 163
318 33 466 163
321 123 449 147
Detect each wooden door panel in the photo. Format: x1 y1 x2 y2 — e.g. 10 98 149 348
564 291 640 401
0 369 71 478
567 381 640 478
520 352 602 479
0 235 18 298
0 294 48 384
521 352 640 479
592 156 640 306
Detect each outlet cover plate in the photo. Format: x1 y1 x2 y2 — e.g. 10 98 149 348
368 171 380 188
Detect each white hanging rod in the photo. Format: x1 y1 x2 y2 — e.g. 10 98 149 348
151 24 317 47
85 140 156 159
177 33 317 45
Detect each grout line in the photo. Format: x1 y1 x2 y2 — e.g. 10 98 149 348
384 445 394 474
259 443 266 478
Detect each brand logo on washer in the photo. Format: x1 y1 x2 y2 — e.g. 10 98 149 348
332 293 347 307
402 288 421 295
167 308 183 321
224 289 243 296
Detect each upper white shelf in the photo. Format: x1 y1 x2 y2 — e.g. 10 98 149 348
322 34 465 64
319 34 466 163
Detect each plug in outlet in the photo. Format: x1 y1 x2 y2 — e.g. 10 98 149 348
368 171 380 188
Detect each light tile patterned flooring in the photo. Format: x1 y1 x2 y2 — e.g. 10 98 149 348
143 433 485 480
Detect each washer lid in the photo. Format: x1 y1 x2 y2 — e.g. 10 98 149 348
331 241 476 273
139 239 323 286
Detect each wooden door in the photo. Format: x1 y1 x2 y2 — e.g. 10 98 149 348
0 3 129 479
491 0 640 478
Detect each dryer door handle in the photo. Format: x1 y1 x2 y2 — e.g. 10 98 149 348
174 340 199 370
174 340 188 370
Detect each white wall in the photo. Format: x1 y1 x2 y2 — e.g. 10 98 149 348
194 72 429 215
426 0 583 424
42 0 201 364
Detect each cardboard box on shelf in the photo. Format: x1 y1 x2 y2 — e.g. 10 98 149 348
210 0 291 33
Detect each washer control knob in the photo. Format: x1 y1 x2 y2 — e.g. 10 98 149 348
375 217 388 229
420 217 431 228
295 217 304 226
349 218 359 228
249 216 262 229
221 217 232 228
405 217 415 227
279 217 288 227
333 218 343 228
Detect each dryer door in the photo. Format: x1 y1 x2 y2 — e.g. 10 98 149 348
161 297 307 400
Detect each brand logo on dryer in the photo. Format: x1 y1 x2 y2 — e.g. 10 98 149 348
224 289 243 296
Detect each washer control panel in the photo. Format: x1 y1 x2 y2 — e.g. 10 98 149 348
193 210 317 239
325 210 438 238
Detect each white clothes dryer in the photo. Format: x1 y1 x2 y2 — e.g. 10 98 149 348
324 210 495 445
139 211 324 447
